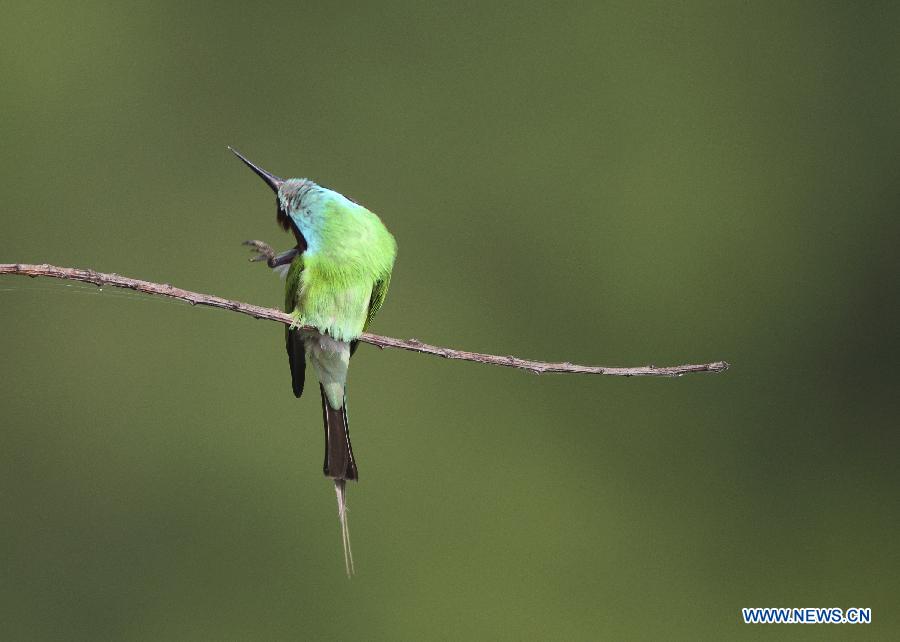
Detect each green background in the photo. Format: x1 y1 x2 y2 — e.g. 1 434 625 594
1 1 897 639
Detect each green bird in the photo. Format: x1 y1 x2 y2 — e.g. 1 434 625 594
230 147 397 575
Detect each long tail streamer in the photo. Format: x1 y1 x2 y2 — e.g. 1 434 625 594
333 480 354 576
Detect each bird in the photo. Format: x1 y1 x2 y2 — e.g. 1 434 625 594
230 147 397 575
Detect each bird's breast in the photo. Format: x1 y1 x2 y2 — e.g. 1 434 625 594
297 269 373 343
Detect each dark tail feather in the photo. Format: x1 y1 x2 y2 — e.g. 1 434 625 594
320 384 358 481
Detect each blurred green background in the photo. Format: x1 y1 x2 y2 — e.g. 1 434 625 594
1 1 898 639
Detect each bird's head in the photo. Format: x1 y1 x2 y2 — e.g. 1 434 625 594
229 147 318 244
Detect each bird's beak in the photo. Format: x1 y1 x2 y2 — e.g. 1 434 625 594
228 146 283 193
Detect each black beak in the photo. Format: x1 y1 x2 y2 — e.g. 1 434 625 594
228 146 283 193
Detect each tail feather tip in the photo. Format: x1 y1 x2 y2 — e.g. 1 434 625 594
334 480 355 576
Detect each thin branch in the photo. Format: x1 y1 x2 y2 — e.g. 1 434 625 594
0 263 729 377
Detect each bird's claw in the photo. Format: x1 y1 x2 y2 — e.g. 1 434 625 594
243 239 276 263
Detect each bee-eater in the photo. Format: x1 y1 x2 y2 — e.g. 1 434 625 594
230 147 397 575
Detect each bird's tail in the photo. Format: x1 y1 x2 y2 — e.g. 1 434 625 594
320 384 357 576
334 479 354 576
319 385 358 481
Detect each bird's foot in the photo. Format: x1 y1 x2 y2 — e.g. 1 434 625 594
288 310 304 330
242 240 299 268
243 239 276 263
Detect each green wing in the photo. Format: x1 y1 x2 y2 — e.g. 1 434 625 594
364 272 391 332
284 255 306 397
284 254 304 313
350 273 391 357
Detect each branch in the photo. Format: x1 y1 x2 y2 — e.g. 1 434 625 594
0 263 729 377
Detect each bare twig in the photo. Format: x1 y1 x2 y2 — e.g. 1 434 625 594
0 263 729 377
